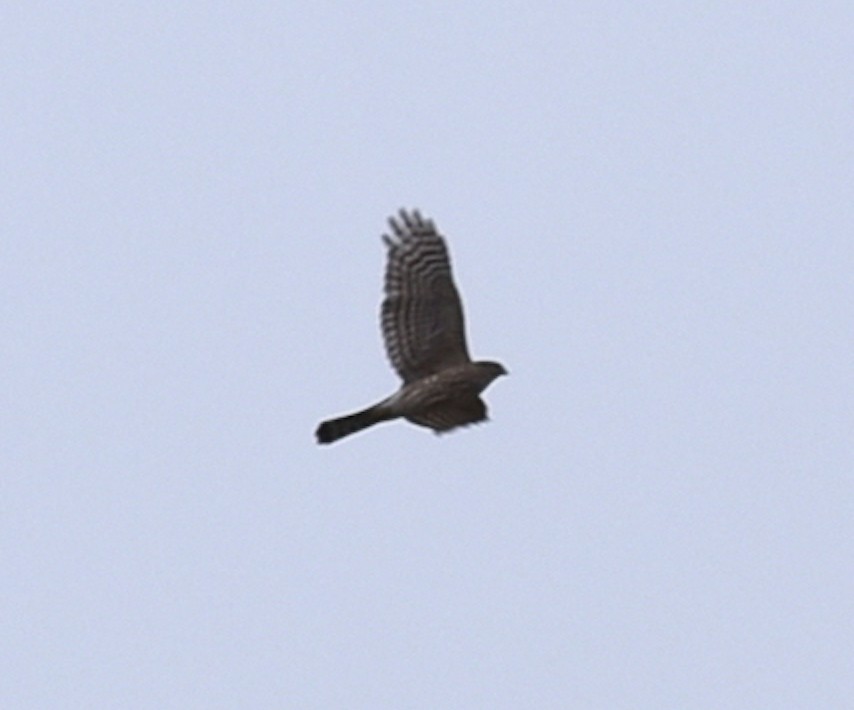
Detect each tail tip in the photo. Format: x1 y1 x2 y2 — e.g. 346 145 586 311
315 421 336 444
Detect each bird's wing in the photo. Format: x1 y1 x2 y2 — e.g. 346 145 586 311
380 209 471 382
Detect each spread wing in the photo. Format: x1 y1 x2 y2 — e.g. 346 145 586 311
380 209 471 382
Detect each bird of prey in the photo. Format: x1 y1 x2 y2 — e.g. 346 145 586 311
315 209 506 444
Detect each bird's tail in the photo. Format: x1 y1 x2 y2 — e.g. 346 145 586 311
315 404 391 444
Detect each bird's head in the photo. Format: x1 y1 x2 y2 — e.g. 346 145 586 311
476 360 509 384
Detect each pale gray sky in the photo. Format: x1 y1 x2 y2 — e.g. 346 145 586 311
2 3 852 708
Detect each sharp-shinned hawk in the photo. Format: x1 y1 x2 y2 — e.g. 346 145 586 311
315 209 507 444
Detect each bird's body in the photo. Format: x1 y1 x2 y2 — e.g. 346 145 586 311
315 210 506 445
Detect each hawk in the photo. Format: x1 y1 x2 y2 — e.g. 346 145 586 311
315 209 506 444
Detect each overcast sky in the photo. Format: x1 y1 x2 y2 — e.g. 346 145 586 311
2 3 852 708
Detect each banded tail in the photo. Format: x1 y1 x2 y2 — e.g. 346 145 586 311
315 405 391 444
